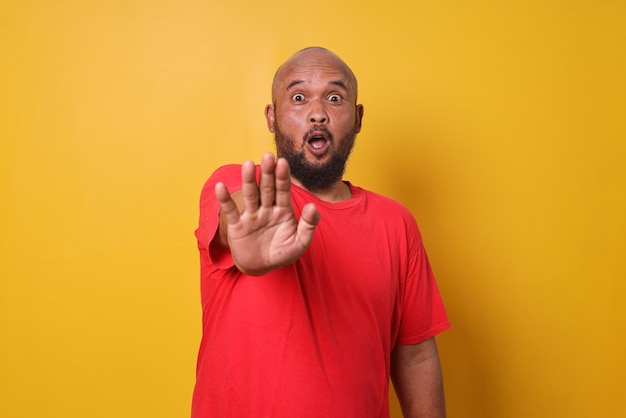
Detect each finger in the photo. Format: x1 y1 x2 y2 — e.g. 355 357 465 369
240 160 259 212
297 202 320 244
259 153 276 208
215 182 240 225
274 157 292 208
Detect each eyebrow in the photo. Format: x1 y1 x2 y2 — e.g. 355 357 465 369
329 80 349 91
285 79 349 92
286 80 305 91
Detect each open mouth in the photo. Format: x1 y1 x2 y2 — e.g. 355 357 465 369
308 134 328 150
304 128 332 156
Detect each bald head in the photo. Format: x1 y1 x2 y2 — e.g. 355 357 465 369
264 46 364 195
271 47 358 104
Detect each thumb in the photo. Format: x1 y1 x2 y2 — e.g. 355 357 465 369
296 203 320 245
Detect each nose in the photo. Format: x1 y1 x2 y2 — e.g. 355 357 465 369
308 100 328 124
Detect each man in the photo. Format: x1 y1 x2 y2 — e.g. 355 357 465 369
192 47 450 418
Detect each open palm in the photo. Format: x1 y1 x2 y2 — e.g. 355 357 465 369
215 153 320 276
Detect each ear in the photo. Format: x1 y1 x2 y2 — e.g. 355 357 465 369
265 104 276 133
354 104 364 133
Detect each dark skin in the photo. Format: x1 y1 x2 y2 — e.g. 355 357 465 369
213 48 446 418
214 153 319 276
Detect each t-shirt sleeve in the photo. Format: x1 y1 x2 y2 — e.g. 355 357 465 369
194 164 243 270
396 214 451 345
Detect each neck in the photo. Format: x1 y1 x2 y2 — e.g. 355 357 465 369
291 177 352 203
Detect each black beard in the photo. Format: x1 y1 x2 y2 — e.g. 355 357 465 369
274 123 356 193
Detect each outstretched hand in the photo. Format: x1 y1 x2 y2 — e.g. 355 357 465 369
215 153 320 276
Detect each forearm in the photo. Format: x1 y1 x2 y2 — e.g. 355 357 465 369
391 338 446 418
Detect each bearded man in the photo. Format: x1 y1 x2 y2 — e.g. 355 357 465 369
192 47 450 418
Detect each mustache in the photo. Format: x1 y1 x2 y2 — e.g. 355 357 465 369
303 125 334 143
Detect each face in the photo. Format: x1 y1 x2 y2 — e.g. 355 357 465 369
265 49 364 193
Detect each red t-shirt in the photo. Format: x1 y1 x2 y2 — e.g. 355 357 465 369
192 164 450 418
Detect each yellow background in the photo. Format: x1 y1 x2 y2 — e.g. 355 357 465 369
2 1 625 417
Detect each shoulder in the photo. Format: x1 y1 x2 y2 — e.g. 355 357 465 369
197 164 244 206
199 163 261 197
355 186 424 242
360 187 416 220
202 164 242 188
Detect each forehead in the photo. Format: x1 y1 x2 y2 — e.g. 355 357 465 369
274 52 356 95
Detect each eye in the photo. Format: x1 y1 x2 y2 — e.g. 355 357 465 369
328 94 342 103
292 93 305 102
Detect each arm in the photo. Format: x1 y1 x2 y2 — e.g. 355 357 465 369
213 152 320 275
391 338 446 418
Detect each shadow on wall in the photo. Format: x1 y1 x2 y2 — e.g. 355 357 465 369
376 124 503 418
